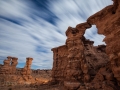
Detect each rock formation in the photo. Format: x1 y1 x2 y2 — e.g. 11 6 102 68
0 56 18 75
0 0 120 90
51 0 120 89
21 58 33 78
51 45 68 83
0 56 52 89
11 57 18 74
18 57 34 84
51 36 110 90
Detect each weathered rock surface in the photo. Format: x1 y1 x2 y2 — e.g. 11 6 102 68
0 0 120 90
0 57 52 89
51 36 110 90
51 0 120 90
0 56 18 75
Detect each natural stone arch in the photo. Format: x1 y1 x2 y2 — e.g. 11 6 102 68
87 0 120 86
51 0 120 89
84 25 106 46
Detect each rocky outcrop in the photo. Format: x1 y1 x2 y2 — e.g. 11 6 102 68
0 57 52 88
51 0 120 89
18 57 35 84
0 57 35 86
51 35 109 89
51 45 68 83
0 56 18 75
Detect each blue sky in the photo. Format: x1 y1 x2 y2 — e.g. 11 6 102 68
0 0 112 69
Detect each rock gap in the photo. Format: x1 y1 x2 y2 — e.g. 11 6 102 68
84 25 106 46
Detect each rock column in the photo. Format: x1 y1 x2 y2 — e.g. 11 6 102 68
64 24 91 90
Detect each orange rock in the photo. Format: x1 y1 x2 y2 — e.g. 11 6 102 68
51 0 120 89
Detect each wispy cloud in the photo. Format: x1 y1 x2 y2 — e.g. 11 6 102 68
0 0 112 69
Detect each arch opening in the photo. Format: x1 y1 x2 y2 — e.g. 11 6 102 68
84 25 106 46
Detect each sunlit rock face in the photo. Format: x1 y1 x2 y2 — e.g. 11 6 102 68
0 57 52 89
0 56 18 75
0 57 34 85
51 0 120 89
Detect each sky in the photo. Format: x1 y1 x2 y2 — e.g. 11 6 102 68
0 0 113 69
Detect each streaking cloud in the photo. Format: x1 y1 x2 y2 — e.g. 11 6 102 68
0 0 113 69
